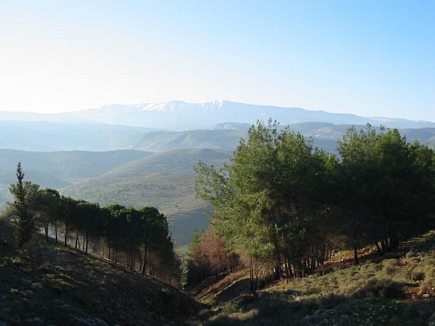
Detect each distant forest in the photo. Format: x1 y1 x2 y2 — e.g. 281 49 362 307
188 121 435 291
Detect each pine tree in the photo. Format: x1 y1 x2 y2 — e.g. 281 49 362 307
9 162 35 247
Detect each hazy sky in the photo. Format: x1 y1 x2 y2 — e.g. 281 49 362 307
0 1 434 121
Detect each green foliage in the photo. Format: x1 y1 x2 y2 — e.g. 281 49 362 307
194 120 338 286
5 161 180 284
337 124 435 257
193 121 435 286
9 162 38 247
35 188 62 242
101 204 179 282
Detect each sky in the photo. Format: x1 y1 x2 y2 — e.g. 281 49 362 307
0 1 434 121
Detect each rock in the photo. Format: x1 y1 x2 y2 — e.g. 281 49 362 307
72 315 109 326
1 307 11 314
32 317 44 325
313 309 321 317
58 304 70 311
25 317 44 325
92 298 104 312
24 290 34 297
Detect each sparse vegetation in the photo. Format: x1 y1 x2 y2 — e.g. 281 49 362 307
181 236 435 325
185 122 435 325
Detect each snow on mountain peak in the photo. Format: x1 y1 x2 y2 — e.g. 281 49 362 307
140 100 191 112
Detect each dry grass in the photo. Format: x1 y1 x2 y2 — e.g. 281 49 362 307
181 232 435 326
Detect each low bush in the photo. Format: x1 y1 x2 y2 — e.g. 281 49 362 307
353 278 404 299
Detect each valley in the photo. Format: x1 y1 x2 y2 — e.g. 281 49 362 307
1 102 435 324
1 107 435 244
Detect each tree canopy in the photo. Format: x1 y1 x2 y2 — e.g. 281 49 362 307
192 121 435 288
9 162 39 247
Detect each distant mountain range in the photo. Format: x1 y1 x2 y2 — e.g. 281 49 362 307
1 101 434 244
1 100 434 130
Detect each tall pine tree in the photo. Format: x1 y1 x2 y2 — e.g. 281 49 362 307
9 162 36 247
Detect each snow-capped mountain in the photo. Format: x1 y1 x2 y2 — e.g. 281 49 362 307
0 100 433 130
70 100 435 130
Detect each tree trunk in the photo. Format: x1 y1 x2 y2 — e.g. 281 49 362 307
353 244 359 265
64 225 69 247
284 259 291 282
141 245 148 274
375 242 382 255
44 222 49 242
381 240 387 255
54 221 58 244
249 260 255 292
85 231 89 254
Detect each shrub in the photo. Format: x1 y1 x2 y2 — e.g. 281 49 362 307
352 279 403 299
410 267 426 281
222 303 238 315
320 294 347 309
419 278 435 293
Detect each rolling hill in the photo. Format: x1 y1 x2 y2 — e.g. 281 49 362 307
0 149 153 182
0 147 231 245
0 121 155 151
1 123 435 245
1 100 435 246
60 148 232 245
2 120 434 153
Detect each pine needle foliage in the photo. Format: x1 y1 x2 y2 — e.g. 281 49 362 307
9 162 37 247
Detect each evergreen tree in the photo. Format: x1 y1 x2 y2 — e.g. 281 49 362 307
195 121 337 287
35 188 61 243
59 196 78 247
337 124 435 261
9 162 37 247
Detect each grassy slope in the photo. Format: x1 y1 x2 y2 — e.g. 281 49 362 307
62 172 210 245
182 232 435 326
0 219 203 326
0 149 154 182
61 149 230 245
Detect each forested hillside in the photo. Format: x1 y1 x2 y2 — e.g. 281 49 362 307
5 165 181 283
189 122 435 290
178 121 435 325
0 162 206 324
0 218 202 325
